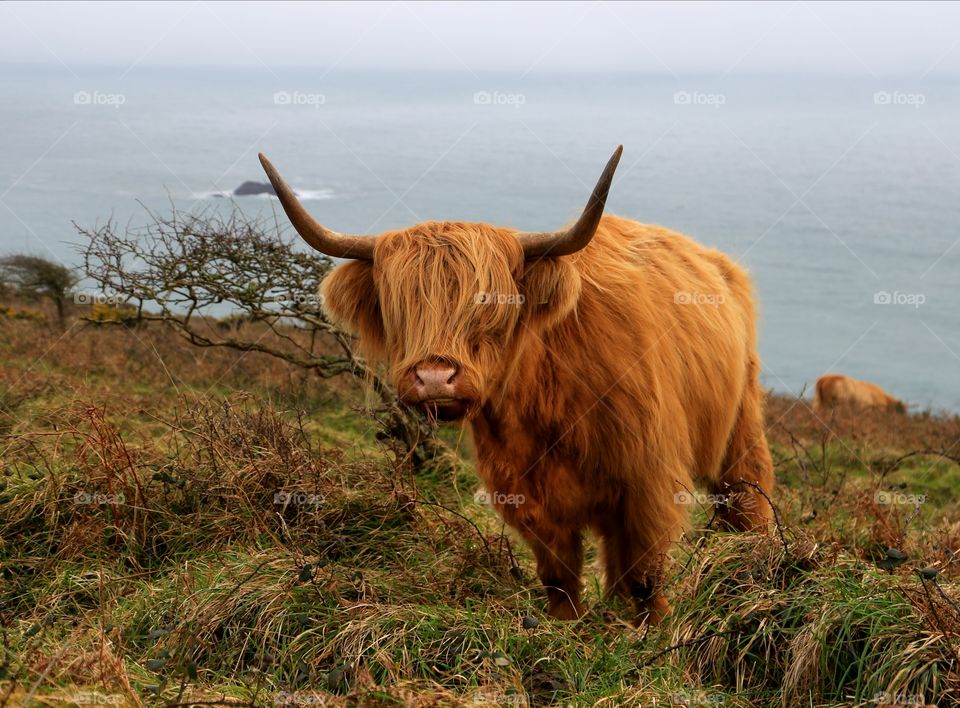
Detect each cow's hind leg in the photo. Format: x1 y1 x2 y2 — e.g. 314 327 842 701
710 360 774 531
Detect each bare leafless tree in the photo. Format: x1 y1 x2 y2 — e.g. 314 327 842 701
77 204 454 471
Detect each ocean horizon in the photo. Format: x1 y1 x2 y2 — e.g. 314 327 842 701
2 65 958 410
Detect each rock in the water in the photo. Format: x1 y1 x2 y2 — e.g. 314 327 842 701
234 181 278 196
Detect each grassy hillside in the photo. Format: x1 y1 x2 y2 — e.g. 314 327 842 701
2 309 960 706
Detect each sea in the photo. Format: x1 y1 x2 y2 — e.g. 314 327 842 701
1 66 958 411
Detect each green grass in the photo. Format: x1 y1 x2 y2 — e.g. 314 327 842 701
2 321 960 706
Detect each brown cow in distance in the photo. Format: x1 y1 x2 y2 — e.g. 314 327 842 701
815 374 906 413
258 147 774 625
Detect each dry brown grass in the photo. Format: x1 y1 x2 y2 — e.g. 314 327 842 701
3 309 960 705
766 390 960 454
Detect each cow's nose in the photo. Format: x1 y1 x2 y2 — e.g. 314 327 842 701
412 360 460 399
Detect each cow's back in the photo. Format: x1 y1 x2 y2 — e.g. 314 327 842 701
536 215 758 486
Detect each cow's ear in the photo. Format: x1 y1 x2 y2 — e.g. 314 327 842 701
321 261 386 359
518 257 582 332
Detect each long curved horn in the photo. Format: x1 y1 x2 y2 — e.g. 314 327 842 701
516 145 622 259
258 153 375 260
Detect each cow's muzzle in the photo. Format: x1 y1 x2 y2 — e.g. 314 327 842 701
400 359 472 421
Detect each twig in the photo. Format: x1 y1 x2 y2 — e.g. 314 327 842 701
638 628 740 668
897 500 925 549
415 498 493 559
729 480 790 554
917 574 960 666
930 576 960 621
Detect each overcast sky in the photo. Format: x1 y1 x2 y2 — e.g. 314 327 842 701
2 1 960 76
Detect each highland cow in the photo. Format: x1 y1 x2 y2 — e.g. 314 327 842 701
259 147 774 624
815 374 906 413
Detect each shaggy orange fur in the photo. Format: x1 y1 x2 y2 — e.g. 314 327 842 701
322 214 774 623
815 374 906 413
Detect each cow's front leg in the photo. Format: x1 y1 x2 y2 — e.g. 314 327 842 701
595 496 676 626
480 450 585 619
519 523 584 620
